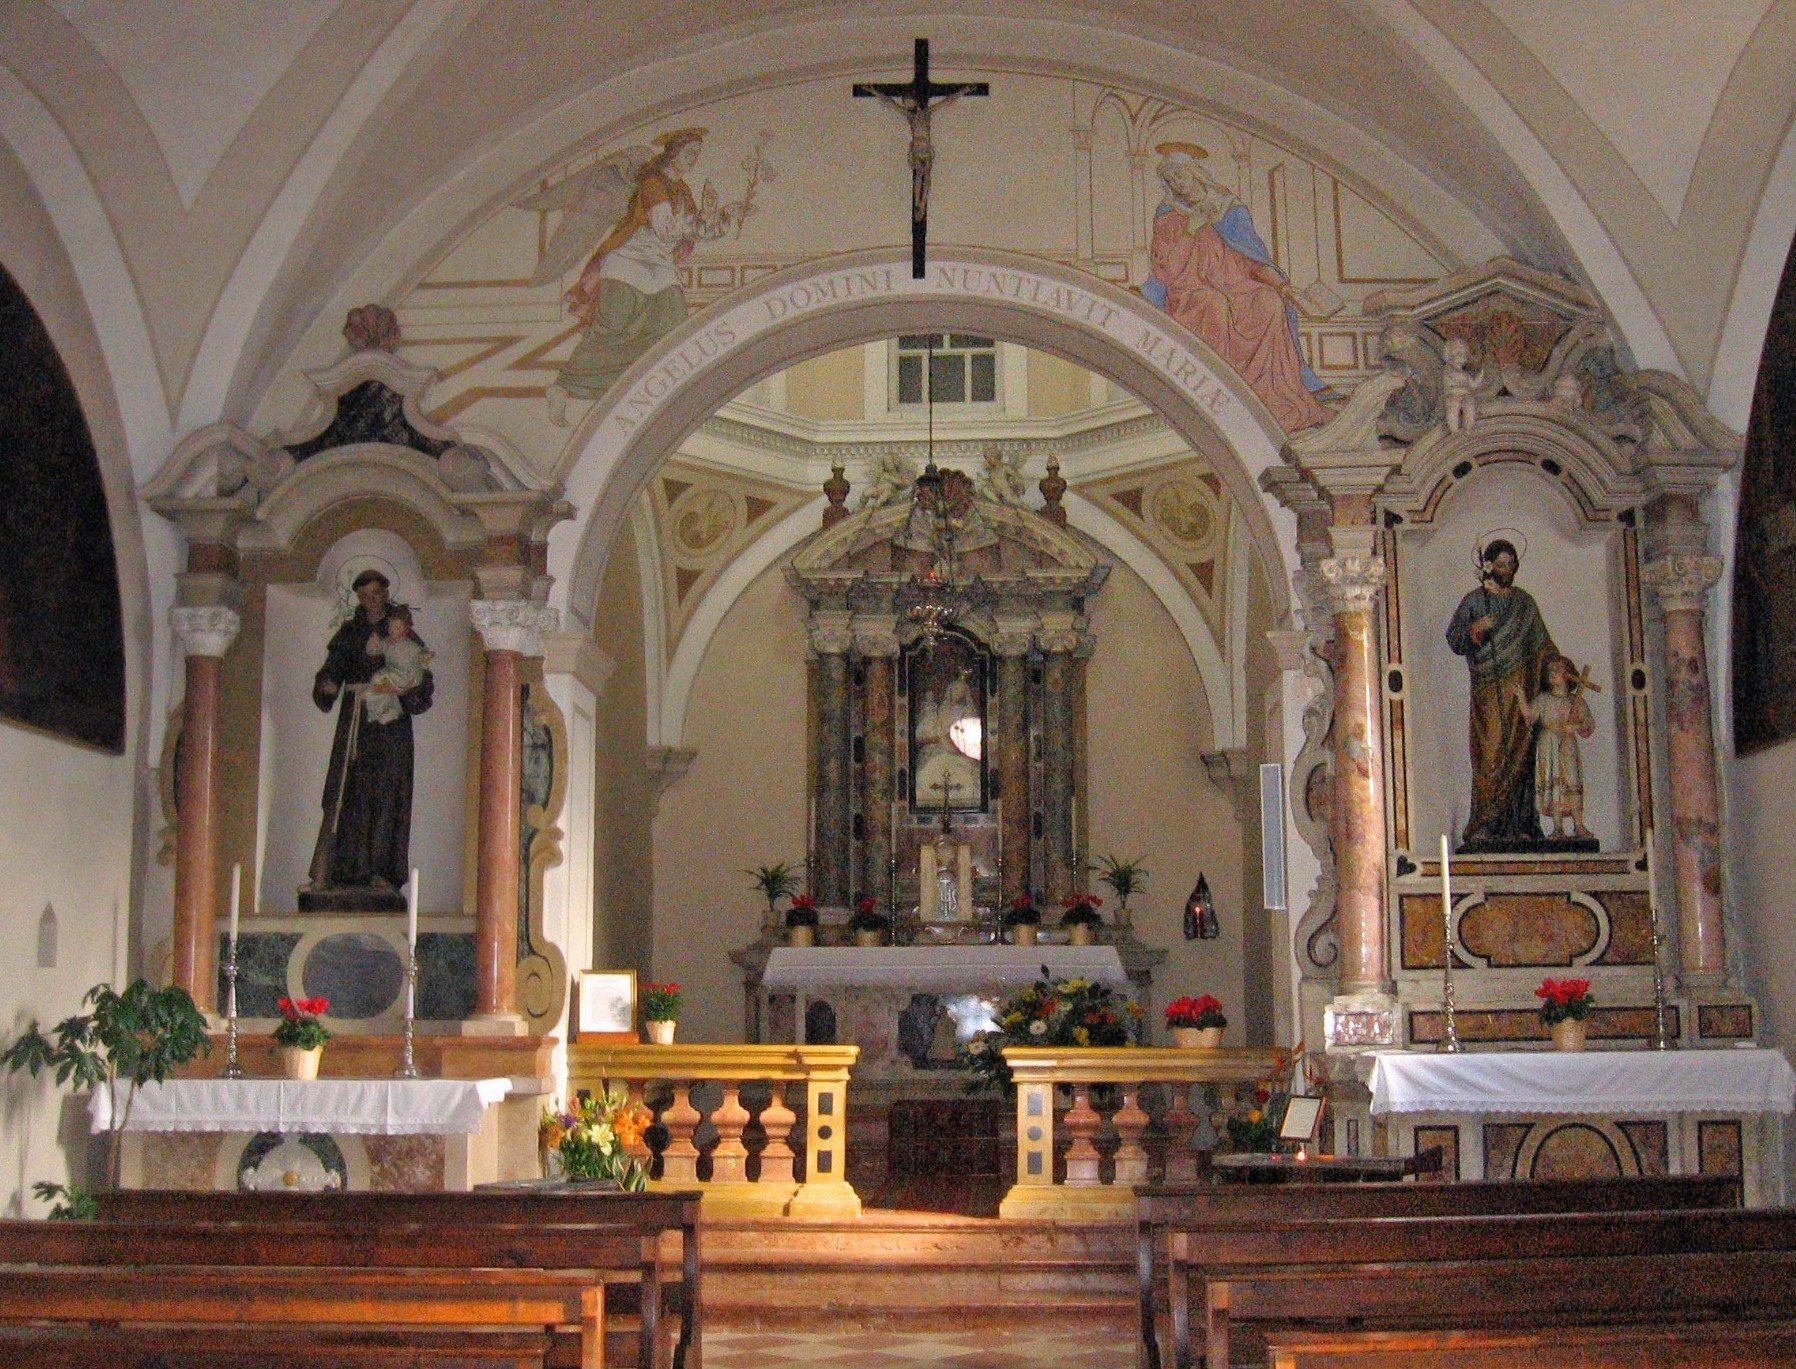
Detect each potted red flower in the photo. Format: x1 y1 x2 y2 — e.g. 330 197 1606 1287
1536 977 1595 1050
642 981 681 1044
785 893 819 947
1061 892 1104 945
848 896 889 947
273 996 331 1078
1165 994 1227 1048
1004 893 1043 946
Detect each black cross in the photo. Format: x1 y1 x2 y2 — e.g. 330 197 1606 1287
854 39 989 278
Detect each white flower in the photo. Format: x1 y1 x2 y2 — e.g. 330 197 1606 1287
1029 1020 1048 1036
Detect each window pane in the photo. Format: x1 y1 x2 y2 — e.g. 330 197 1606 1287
897 355 922 405
949 334 991 350
930 354 965 403
899 334 941 351
970 352 996 402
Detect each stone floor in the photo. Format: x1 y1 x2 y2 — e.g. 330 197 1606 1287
704 1324 1133 1367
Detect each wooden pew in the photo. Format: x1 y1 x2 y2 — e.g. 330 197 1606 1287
74 1189 703 1369
1187 1208 1796 1369
1135 1173 1740 1369
1264 1320 1796 1368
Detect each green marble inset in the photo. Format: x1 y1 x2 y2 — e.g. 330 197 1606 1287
417 932 477 1021
217 932 302 1018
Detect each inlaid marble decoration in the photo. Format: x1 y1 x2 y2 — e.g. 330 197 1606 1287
217 930 302 1017
417 931 479 1020
364 1134 445 1192
301 931 404 1018
237 1132 347 1192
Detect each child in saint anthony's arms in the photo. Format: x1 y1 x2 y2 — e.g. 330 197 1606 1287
1512 653 1596 840
362 604 432 726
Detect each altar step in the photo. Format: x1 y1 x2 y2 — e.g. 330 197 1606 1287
696 1211 1138 1327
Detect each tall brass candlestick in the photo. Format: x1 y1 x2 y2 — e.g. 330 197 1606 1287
1647 828 1673 1050
1440 834 1461 1053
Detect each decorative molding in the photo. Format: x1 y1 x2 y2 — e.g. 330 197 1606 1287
645 745 698 807
1642 554 1724 614
806 611 855 656
170 606 242 658
1317 553 1386 615
540 630 615 697
1200 747 1254 787
469 600 558 655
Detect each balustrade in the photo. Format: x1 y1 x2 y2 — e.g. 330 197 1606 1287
566 1042 861 1218
998 1045 1283 1219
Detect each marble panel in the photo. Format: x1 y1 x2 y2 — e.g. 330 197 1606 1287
302 932 404 1018
417 931 478 1020
216 931 302 1017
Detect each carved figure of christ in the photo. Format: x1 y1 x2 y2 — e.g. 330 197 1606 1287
854 39 989 277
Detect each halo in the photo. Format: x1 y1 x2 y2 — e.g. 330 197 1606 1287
654 126 708 149
1154 140 1208 162
1474 527 1528 571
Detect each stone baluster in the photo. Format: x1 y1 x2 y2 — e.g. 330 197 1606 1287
1643 496 1729 986
809 613 854 905
993 630 1034 904
170 605 242 1016
757 1082 798 1185
1111 1085 1150 1186
1062 1084 1103 1186
659 1083 703 1184
469 599 557 1026
1160 1083 1202 1183
855 620 899 905
1318 546 1397 1041
709 1083 752 1183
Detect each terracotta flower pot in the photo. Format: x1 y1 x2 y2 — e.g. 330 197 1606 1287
854 929 883 948
280 1045 323 1080
1551 1018 1587 1051
645 1018 676 1045
1068 923 1094 946
1012 924 1038 946
1172 1026 1224 1048
788 925 815 947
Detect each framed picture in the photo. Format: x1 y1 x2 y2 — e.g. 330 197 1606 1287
1279 1094 1325 1143
575 970 638 1042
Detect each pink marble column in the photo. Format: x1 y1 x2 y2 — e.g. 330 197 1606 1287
170 606 240 1015
470 600 557 1023
1320 554 1390 996
1643 539 1727 985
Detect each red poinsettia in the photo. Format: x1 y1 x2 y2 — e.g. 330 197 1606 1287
1165 994 1227 1029
1061 892 1104 926
272 996 331 1050
1535 977 1594 1025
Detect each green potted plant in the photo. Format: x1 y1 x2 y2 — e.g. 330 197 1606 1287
747 861 804 932
1536 976 1594 1050
785 892 820 946
272 996 332 1078
1003 893 1043 946
848 896 889 947
1 978 211 1198
1060 892 1105 945
1092 854 1148 924
641 981 681 1044
1165 993 1228 1048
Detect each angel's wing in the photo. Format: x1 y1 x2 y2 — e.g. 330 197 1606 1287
515 146 653 287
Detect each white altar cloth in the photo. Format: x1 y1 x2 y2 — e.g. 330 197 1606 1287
762 944 1128 990
89 1077 513 1136
1365 1048 1796 1118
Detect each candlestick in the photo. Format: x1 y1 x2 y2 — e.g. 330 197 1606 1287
228 861 241 945
1439 834 1461 1053
1647 828 1673 1049
395 869 421 1078
406 867 419 952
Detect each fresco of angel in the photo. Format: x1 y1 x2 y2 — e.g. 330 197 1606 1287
517 127 768 425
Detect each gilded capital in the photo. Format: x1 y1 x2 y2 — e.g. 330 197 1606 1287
170 605 241 658
469 599 558 655
1642 554 1722 614
1317 554 1386 616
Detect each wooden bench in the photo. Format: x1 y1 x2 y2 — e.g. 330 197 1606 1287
1135 1173 1740 1369
63 1188 703 1368
1188 1207 1796 1369
1264 1320 1796 1368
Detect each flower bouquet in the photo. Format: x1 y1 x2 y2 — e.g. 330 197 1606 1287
1536 976 1594 1050
539 1082 652 1188
957 971 1142 1094
1165 994 1227 1047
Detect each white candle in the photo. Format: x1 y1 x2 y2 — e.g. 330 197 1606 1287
1439 834 1453 954
228 862 241 945
1645 828 1658 922
407 867 420 951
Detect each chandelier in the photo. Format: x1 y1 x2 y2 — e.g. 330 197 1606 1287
898 339 983 639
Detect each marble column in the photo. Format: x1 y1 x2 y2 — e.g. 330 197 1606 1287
1040 639 1077 903
1319 553 1391 1001
170 606 240 1016
809 614 854 906
857 622 898 907
470 599 557 1025
994 636 1033 905
1643 506 1728 986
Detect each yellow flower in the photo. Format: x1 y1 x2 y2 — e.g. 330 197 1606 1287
1248 1108 1263 1123
1073 1027 1090 1045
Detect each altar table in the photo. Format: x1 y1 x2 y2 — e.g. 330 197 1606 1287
91 1077 529 1192
762 943 1129 990
1359 1048 1795 1205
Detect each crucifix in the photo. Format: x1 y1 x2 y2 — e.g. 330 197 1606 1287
854 39 989 278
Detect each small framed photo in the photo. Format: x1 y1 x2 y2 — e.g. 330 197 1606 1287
1279 1094 1326 1143
576 970 639 1042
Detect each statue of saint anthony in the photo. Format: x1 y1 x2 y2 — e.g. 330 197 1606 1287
301 569 433 910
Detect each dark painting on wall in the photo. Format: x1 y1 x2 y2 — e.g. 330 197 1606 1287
0 263 126 753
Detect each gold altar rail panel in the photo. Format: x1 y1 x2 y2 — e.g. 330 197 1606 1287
999 1046 1284 1221
567 1042 862 1219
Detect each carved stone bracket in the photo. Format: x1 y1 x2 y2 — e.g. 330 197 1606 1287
470 600 559 655
646 745 699 810
1200 747 1254 789
1643 554 1723 614
170 606 242 658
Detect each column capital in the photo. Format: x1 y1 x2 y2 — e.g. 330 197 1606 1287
807 610 855 656
470 599 558 654
850 615 901 658
170 605 241 658
1643 554 1723 614
1317 554 1386 615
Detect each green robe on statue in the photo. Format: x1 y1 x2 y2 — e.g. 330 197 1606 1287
1446 582 1556 848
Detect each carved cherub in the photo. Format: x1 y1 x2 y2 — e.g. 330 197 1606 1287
1442 336 1484 433
977 445 1028 506
858 450 919 510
